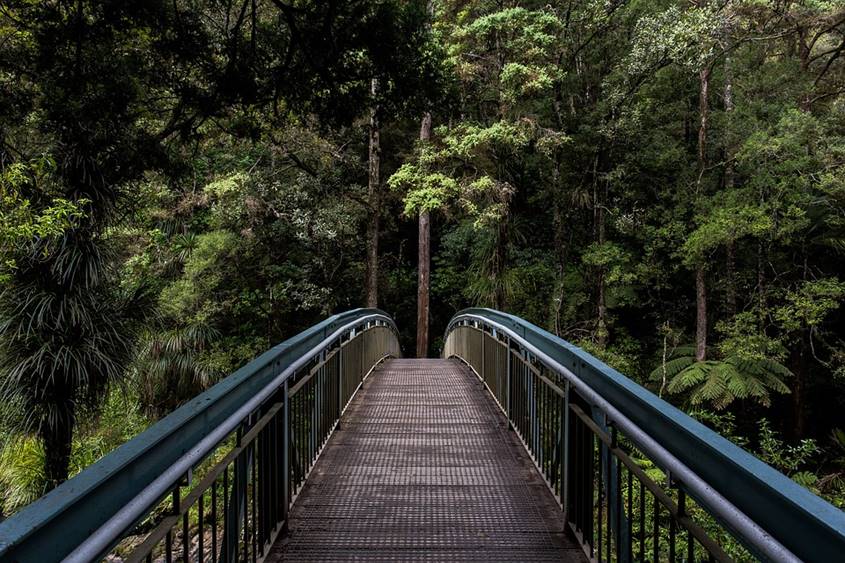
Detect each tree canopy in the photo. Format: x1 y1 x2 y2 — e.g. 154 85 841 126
2 0 845 516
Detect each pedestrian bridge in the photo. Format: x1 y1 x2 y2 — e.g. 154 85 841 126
1 309 844 562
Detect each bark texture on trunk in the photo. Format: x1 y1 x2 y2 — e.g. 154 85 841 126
416 112 432 357
695 264 707 361
724 56 737 316
416 210 430 357
695 54 710 361
41 415 74 491
365 79 380 308
696 67 710 192
492 217 508 311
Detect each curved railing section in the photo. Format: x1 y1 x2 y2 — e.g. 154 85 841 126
0 309 400 563
444 308 845 563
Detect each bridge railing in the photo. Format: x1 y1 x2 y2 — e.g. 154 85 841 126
444 308 845 563
0 309 400 563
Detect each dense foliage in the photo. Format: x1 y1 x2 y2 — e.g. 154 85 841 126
2 0 845 516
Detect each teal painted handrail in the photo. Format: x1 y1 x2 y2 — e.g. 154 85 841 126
0 308 397 562
446 308 845 562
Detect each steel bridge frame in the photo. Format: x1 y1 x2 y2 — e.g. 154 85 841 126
2 307 845 562
443 308 845 563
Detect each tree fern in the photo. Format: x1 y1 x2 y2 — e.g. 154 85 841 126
654 346 792 409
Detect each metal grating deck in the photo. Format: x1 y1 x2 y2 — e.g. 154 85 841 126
266 358 585 562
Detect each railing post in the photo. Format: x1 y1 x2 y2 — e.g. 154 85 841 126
337 342 343 429
281 380 290 534
224 423 246 563
481 325 485 382
506 337 512 430
562 380 570 522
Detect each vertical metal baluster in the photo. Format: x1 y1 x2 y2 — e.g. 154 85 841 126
615 456 622 562
506 342 512 428
587 421 595 555
653 492 659 562
252 440 258 563
688 529 695 563
273 405 281 532
639 480 645 562
165 530 173 563
282 380 290 532
669 488 677 562
223 465 229 561
546 383 552 479
170 485 184 563
626 463 632 562
597 432 603 562
311 374 317 467
338 345 343 428
198 490 205 562
182 505 189 563
536 378 543 469
242 433 249 563
542 382 548 476
571 411 579 534
678 487 687 563
212 480 218 563
606 442 611 563
561 383 569 514
262 420 269 550
301 388 307 483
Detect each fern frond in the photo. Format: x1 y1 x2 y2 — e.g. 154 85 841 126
650 356 695 380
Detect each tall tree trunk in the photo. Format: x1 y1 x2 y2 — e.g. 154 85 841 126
695 61 710 361
416 112 432 358
724 55 737 316
725 240 737 316
365 78 380 308
40 408 75 491
596 198 607 349
791 331 808 438
492 217 508 310
696 68 710 193
593 150 608 348
552 160 570 336
695 265 707 361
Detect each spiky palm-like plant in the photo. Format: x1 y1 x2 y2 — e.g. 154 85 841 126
0 234 151 488
135 322 221 419
651 345 792 410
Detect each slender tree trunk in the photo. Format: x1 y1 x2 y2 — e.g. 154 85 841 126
596 200 607 348
696 67 710 193
757 185 767 316
798 29 813 112
416 112 432 358
365 78 380 308
492 217 508 310
40 411 74 491
695 265 707 361
695 60 710 361
552 159 570 336
724 55 737 316
791 331 808 438
725 240 737 316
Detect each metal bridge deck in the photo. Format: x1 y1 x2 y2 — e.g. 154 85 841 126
267 358 585 562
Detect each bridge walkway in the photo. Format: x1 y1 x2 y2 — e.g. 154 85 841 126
267 358 585 562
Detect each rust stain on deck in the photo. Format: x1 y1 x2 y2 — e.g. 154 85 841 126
267 358 585 562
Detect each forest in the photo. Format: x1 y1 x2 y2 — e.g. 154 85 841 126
1 0 844 519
